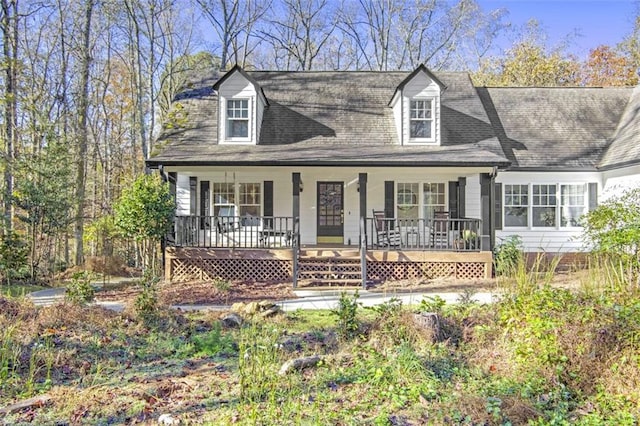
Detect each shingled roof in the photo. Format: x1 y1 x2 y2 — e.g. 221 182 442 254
148 68 636 171
148 69 509 167
600 86 640 170
478 86 632 171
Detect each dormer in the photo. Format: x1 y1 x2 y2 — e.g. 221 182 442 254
389 64 446 146
213 65 269 145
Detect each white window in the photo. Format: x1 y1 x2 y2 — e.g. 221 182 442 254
423 183 446 219
503 183 587 229
213 183 235 216
397 183 419 220
560 184 586 227
410 99 433 139
226 99 249 139
396 182 446 221
504 184 528 227
213 182 262 226
532 184 557 227
239 183 261 218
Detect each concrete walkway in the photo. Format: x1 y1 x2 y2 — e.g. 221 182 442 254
27 286 500 312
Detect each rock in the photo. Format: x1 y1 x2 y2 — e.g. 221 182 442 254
221 312 243 328
258 300 275 309
260 306 282 318
231 302 245 313
278 355 322 375
243 301 260 315
158 413 180 425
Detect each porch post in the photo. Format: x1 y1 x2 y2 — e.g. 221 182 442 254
480 173 493 251
292 172 301 288
358 173 367 289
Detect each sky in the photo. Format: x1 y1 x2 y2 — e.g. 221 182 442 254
478 0 638 59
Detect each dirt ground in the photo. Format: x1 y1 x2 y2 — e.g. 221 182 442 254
94 269 588 306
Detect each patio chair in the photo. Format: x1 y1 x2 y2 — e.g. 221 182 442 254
372 210 401 248
430 210 450 249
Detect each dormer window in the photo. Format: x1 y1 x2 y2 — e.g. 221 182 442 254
410 99 434 139
226 99 250 139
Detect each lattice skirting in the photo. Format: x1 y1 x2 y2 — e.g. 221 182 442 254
366 261 487 281
170 258 292 282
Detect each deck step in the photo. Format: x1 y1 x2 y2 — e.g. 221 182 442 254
297 256 363 287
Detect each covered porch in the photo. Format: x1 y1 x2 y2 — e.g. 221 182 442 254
162 167 497 285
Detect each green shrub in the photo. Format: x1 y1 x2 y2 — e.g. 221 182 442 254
494 235 524 277
65 271 95 304
0 231 28 285
332 291 360 341
192 323 237 357
134 272 160 322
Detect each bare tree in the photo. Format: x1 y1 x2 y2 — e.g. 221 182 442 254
73 0 95 266
0 0 19 233
196 0 269 69
260 0 336 70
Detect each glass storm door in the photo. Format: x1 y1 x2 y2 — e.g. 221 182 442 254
317 182 344 244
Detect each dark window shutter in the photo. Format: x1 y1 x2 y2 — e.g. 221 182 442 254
200 181 210 229
448 181 459 218
189 177 197 215
264 181 273 216
168 172 177 203
494 182 502 230
458 177 466 218
384 181 394 218
588 182 598 211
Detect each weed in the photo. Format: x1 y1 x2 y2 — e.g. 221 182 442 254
65 271 95 304
331 291 360 341
494 235 523 277
192 323 236 357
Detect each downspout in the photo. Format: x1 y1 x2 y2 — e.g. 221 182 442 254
489 166 498 251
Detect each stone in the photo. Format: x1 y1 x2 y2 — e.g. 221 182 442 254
158 413 180 425
278 355 322 375
230 302 245 313
260 306 282 318
220 312 243 328
243 301 260 315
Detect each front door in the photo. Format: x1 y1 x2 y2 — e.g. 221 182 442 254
317 182 344 244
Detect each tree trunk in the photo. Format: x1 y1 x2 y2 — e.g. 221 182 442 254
74 0 95 266
1 0 18 234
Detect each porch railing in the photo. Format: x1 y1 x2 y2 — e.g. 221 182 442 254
169 215 296 249
366 217 482 252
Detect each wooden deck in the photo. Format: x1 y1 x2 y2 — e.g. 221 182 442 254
165 246 493 284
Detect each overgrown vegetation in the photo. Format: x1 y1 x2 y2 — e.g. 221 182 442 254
1 257 639 424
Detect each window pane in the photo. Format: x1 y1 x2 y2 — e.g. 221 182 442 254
229 120 248 137
410 121 431 138
560 184 585 227
533 207 556 227
505 206 528 227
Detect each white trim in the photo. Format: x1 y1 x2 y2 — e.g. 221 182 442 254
502 182 588 231
408 98 436 144
223 98 252 143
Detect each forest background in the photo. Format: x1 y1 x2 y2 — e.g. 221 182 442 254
1 0 639 282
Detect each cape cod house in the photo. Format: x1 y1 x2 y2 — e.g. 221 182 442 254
146 64 640 285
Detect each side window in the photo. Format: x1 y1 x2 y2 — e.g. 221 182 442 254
532 184 557 227
560 184 586 227
504 184 528 227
